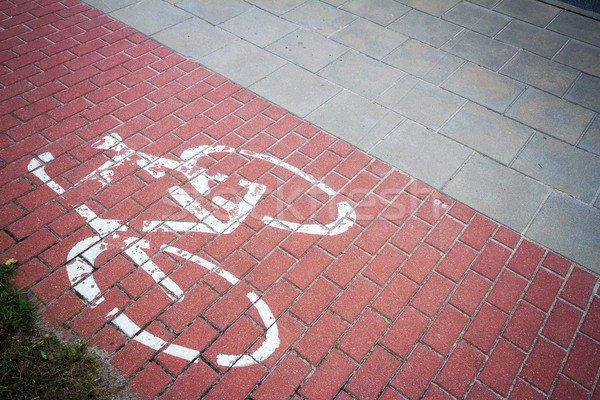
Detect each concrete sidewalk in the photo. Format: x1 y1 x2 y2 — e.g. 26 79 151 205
80 0 600 275
1 0 600 399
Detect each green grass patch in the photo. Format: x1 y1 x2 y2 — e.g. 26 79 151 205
0 258 132 399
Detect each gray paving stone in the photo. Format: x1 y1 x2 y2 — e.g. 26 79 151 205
199 40 286 86
506 88 595 144
596 195 600 209
442 62 525 113
175 0 251 24
565 74 600 113
318 51 404 100
444 153 549 232
554 40 600 78
340 0 411 26
249 63 342 117
362 112 407 151
526 191 600 273
383 39 464 85
495 20 569 59
466 0 499 8
547 10 600 47
320 0 346 6
499 50 579 97
331 19 408 60
82 0 138 13
443 30 517 71
578 116 600 156
267 29 348 72
513 134 600 202
246 0 308 15
377 75 465 130
441 102 533 164
396 0 461 17
220 8 298 47
371 120 471 188
110 0 191 36
442 2 511 37
400 45 464 86
495 0 560 27
152 18 236 60
388 9 463 48
283 0 357 36
307 90 402 149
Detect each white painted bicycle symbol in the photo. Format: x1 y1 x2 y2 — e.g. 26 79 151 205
28 133 356 368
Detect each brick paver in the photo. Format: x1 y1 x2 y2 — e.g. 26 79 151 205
1 1 600 399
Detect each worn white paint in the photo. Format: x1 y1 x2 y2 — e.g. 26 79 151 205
28 154 123 239
74 275 104 306
64 236 104 306
263 202 356 235
216 292 280 367
28 153 67 196
66 251 94 282
162 246 238 286
144 179 266 235
433 198 450 209
123 238 184 301
32 132 357 368
112 308 200 362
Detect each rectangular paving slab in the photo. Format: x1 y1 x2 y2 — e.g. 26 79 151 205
220 8 298 48
82 0 138 13
579 116 600 156
267 28 349 72
176 0 252 25
250 63 342 117
441 1 511 37
440 102 533 165
109 0 190 36
444 154 549 232
307 90 402 150
377 74 466 130
564 73 600 113
499 50 579 97
282 0 357 36
397 0 461 17
247 0 307 15
331 18 408 60
505 87 595 145
547 10 600 47
371 120 472 188
383 39 464 85
151 18 238 61
442 30 518 71
513 133 600 203
340 0 411 26
388 9 462 48
494 0 560 27
318 50 404 100
2 2 600 400
494 19 568 59
527 192 600 271
554 39 600 77
199 40 287 87
442 62 525 113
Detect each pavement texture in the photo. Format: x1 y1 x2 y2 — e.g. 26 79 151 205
1 0 600 400
77 0 600 275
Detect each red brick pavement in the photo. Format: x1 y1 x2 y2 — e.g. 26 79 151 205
2 1 600 399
